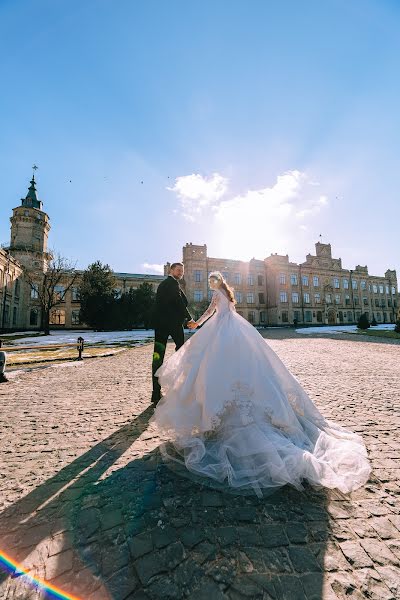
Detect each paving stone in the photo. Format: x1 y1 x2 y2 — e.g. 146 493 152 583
370 516 400 539
128 532 154 559
288 546 322 573
339 540 374 568
191 578 227 599
151 525 178 549
375 565 400 597
359 538 400 566
134 552 167 585
285 522 309 544
262 548 293 574
353 568 394 600
106 565 139 600
180 527 206 548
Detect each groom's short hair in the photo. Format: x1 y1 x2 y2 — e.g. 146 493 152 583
170 262 184 270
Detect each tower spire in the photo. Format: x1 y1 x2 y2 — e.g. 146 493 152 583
22 165 42 210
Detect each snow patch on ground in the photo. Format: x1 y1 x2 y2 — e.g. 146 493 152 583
296 324 396 335
6 329 155 347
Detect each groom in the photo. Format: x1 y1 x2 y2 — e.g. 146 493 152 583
151 262 196 404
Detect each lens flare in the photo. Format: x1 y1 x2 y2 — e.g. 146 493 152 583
0 550 82 599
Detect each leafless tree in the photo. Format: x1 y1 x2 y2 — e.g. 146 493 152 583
23 250 79 335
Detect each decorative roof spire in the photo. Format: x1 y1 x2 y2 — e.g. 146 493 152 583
21 165 42 209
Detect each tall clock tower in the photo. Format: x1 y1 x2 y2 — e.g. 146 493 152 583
9 172 51 270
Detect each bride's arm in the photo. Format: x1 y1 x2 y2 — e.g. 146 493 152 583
194 292 218 327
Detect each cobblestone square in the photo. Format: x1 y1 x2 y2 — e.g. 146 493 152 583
0 333 399 599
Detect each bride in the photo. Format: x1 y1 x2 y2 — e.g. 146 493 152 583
151 271 371 497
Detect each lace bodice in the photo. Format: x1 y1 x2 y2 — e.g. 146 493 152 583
196 289 235 326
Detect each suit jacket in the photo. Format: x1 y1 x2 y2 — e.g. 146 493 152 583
152 275 192 329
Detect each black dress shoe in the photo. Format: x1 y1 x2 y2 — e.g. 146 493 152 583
151 392 162 405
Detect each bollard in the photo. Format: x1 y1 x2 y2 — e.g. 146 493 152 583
77 336 84 360
0 348 7 383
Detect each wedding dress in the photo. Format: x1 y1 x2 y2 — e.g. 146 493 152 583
151 289 371 497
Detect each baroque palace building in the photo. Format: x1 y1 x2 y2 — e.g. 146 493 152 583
181 242 399 327
0 174 399 331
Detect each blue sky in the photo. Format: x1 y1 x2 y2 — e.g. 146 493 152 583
1 0 399 279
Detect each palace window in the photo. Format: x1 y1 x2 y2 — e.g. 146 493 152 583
333 278 340 289
293 310 300 321
335 294 341 304
248 311 255 323
194 270 202 282
385 285 389 295
235 291 242 303
373 284 378 293
279 273 286 285
29 308 38 326
305 310 312 322
49 309 66 325
352 279 358 290
314 293 321 304
347 311 353 321
379 284 384 294
325 293 332 304
234 273 241 285
282 311 289 323
14 279 20 297
71 287 80 301
313 275 319 287
54 285 66 302
260 311 266 323
292 292 299 304
12 306 17 325
257 274 264 286
354 296 359 305
31 284 39 299
72 310 81 325
392 286 396 295
345 294 351 306
247 292 254 304
290 273 298 285
248 274 254 286
194 290 203 302
302 275 309 286
343 279 349 289
258 292 265 304
361 280 366 290
303 292 310 304
375 298 379 307
280 291 288 303
363 297 368 306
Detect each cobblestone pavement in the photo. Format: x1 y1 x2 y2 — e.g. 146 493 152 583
0 333 399 600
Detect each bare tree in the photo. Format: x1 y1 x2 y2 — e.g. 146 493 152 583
23 251 79 335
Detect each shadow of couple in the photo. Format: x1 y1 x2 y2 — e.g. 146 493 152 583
0 405 332 600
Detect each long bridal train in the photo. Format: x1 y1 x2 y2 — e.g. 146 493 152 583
151 289 371 497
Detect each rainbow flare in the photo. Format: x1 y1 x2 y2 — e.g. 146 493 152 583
0 550 82 599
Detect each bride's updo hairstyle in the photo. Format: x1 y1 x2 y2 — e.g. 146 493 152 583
209 271 236 303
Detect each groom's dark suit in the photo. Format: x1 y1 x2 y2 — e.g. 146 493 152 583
151 275 192 402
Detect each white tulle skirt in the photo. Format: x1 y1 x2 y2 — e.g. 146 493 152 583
151 310 371 497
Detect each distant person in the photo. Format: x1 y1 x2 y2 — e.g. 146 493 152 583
151 262 195 404
151 271 371 497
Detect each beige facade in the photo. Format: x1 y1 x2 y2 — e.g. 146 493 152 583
181 242 399 327
1 175 399 331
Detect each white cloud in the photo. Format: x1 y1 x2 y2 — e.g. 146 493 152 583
168 173 228 221
142 262 164 274
169 169 329 260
